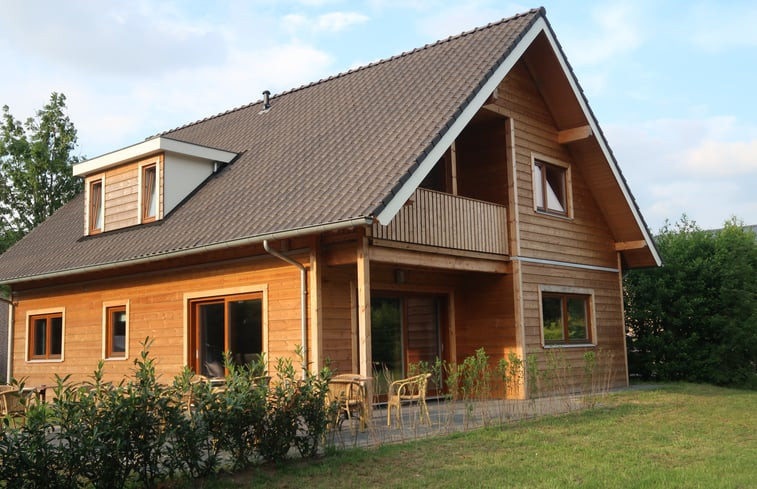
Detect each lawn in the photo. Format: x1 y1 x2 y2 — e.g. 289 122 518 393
195 384 756 488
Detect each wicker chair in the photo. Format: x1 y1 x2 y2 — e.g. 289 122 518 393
0 385 36 427
328 374 368 431
387 373 431 427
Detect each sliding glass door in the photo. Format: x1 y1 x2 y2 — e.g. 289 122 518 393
371 294 444 390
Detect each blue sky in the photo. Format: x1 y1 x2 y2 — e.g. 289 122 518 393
1 0 755 232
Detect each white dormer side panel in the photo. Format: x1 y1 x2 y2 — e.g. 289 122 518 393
163 153 215 216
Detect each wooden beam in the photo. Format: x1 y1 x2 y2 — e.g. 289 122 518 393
557 125 593 144
482 103 509 117
369 245 510 274
614 240 647 251
450 141 458 196
356 232 373 418
308 240 323 373
323 242 357 266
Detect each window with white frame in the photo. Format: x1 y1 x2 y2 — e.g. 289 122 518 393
533 159 569 216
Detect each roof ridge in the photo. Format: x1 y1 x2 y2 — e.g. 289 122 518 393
159 7 544 137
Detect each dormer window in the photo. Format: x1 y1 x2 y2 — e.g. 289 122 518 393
73 137 237 235
89 179 103 234
142 163 158 223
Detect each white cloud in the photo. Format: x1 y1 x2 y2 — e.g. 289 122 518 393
0 1 227 76
685 139 757 177
686 3 757 51
282 11 368 35
606 117 757 231
564 2 642 66
316 12 369 32
415 1 526 40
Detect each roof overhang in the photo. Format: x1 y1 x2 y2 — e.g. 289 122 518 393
73 136 238 177
375 14 661 268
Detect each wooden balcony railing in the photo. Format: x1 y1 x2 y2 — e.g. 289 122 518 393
372 188 508 255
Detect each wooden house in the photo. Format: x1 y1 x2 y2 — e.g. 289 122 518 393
0 8 660 398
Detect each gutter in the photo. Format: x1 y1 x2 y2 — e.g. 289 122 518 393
263 240 308 380
1 217 373 286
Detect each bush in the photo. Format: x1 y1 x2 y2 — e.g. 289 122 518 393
625 217 757 388
0 342 336 487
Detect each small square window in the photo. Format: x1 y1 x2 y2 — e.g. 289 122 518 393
106 306 127 359
534 160 567 216
541 293 591 345
89 179 103 234
29 313 63 360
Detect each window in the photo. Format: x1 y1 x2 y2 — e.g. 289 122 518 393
89 179 103 233
105 306 127 359
189 293 263 377
534 160 568 216
541 293 591 345
142 163 158 222
29 313 63 360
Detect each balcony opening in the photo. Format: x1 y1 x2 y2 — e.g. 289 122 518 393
420 112 508 206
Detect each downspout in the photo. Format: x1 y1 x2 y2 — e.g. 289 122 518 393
2 291 14 384
263 240 308 380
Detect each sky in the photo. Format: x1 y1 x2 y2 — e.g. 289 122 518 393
1 0 755 232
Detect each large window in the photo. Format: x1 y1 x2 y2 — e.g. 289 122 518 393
189 293 263 377
142 163 158 222
541 293 592 345
89 179 103 234
28 312 63 360
105 306 127 359
534 160 568 216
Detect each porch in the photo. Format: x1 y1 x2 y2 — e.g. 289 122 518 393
329 394 585 448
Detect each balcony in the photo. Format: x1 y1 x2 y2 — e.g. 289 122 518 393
372 188 508 255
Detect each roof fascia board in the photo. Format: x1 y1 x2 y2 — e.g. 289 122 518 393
538 23 662 266
375 18 547 226
73 137 237 176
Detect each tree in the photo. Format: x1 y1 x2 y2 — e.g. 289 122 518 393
624 216 757 388
0 92 82 252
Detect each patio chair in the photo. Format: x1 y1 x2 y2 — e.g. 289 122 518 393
387 373 431 427
328 374 368 431
0 385 37 427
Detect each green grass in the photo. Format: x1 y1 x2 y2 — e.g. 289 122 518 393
190 384 757 488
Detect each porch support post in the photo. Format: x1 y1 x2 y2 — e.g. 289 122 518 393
356 229 373 417
309 238 323 373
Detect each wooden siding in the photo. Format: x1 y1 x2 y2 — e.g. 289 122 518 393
372 188 508 255
321 264 356 374
104 162 139 230
11 254 307 388
519 261 628 393
494 60 617 268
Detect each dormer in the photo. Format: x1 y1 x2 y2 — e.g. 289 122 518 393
74 137 237 235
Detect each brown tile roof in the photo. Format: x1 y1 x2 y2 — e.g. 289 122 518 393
0 8 544 283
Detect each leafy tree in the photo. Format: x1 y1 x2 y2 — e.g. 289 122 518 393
0 92 82 253
625 216 757 388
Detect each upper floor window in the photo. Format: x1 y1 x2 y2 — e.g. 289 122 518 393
534 160 568 216
89 179 103 234
541 292 592 346
28 312 63 361
142 163 158 222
